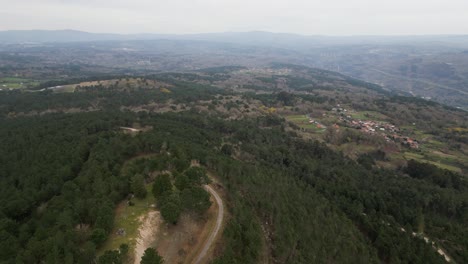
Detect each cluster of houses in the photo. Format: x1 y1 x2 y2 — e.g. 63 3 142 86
331 105 348 113
331 106 419 149
347 119 398 134
307 115 327 129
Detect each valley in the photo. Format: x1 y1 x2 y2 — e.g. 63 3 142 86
2 32 468 109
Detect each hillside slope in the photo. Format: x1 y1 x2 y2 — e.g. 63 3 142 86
0 65 467 263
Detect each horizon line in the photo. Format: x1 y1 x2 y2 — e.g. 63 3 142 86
1 29 468 38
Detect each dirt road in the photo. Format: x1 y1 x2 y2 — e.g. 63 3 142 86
193 185 224 264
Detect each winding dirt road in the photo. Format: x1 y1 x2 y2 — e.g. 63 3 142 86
193 185 224 264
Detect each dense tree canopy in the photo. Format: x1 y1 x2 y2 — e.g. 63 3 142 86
0 82 466 263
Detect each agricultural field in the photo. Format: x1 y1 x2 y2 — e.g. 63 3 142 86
0 77 39 89
285 107 467 174
398 126 468 173
403 152 463 173
285 114 326 132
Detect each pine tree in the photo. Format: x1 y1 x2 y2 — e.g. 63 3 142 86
140 248 163 264
131 174 147 199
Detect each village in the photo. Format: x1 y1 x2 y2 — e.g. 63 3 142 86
330 105 420 149
296 105 420 149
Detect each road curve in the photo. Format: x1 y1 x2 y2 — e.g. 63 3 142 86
194 185 224 264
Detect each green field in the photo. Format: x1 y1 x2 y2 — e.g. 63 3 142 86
399 126 467 172
1 77 29 82
403 152 462 173
285 115 326 132
0 77 40 89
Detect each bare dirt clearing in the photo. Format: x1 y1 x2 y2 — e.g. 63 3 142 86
99 160 225 264
133 211 162 264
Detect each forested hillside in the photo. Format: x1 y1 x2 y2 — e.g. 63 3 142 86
0 66 466 263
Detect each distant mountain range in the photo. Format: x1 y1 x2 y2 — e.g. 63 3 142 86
0 30 143 43
1 29 468 48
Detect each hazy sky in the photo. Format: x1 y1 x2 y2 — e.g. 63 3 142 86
1 0 468 35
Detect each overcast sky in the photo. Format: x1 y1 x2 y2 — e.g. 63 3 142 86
1 0 468 35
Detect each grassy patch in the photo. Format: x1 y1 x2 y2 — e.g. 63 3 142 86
404 152 462 173
0 77 39 89
2 83 22 89
285 115 309 122
404 152 425 160
1 77 30 82
98 184 156 255
285 114 326 132
424 161 462 173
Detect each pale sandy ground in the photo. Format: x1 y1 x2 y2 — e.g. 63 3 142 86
437 248 451 262
412 231 451 262
133 211 162 264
